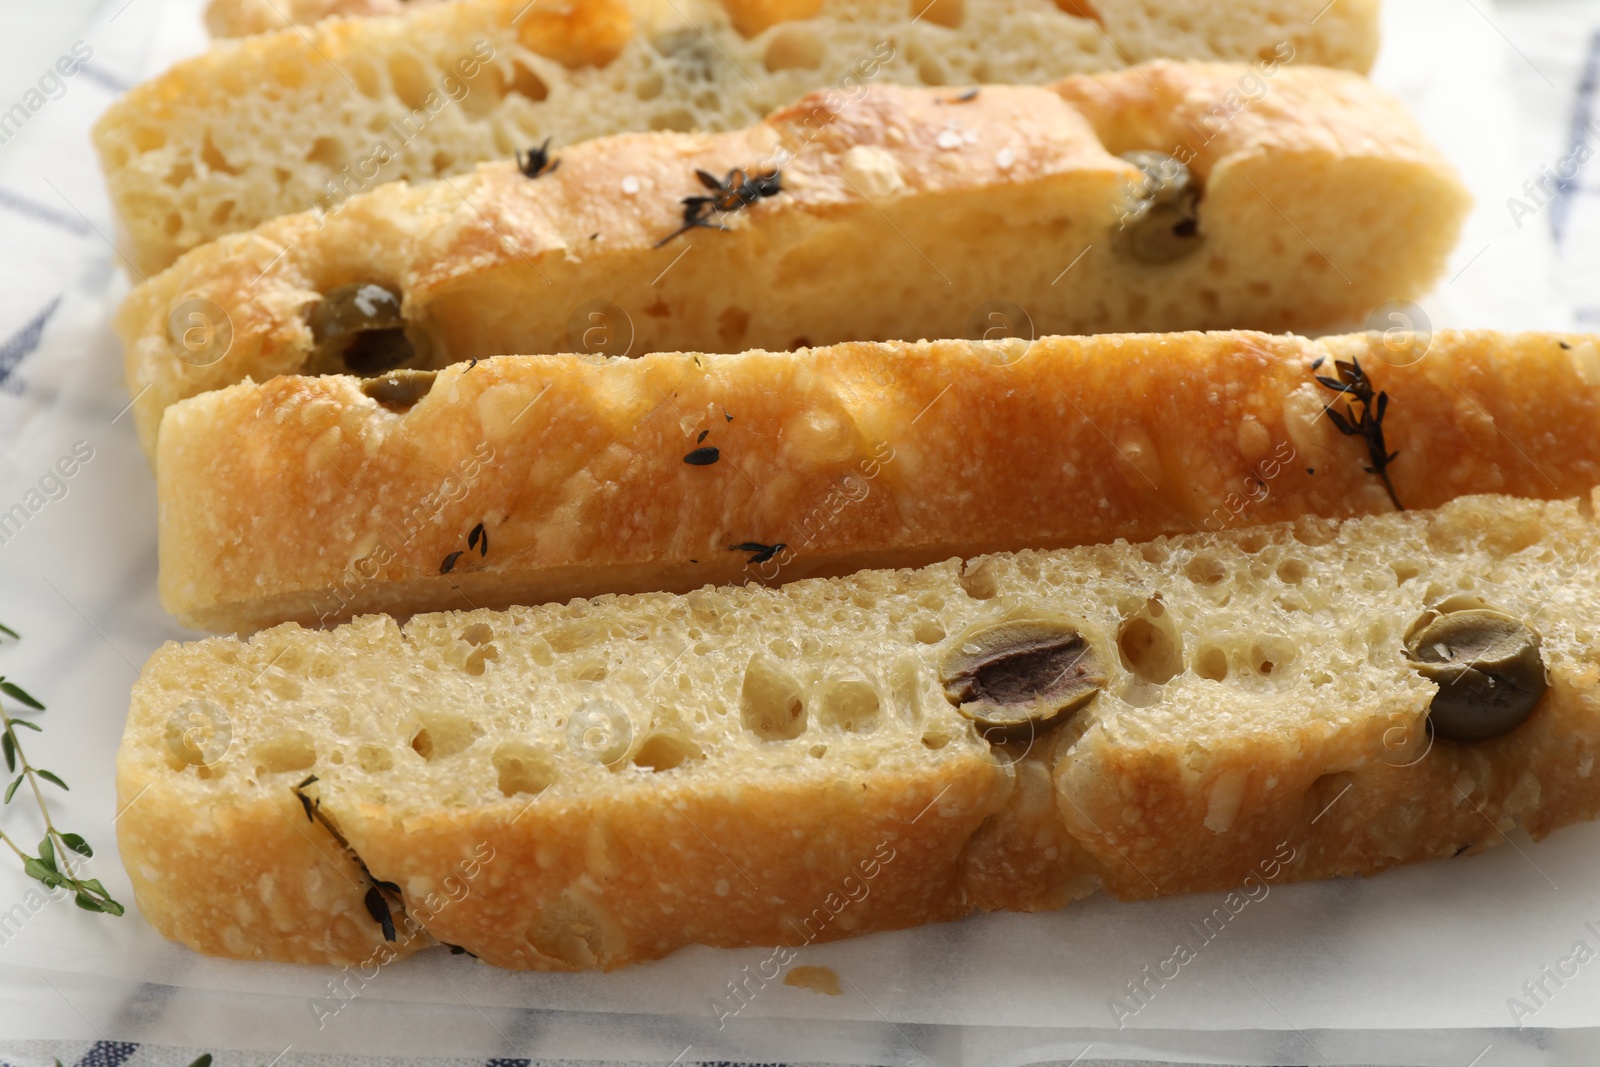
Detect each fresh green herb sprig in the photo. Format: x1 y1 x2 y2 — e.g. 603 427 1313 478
0 624 123 916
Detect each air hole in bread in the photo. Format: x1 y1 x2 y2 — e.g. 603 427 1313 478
912 0 964 27
356 744 394 773
493 742 557 796
959 558 999 600
164 161 194 187
387 52 433 111
1185 555 1227 586
633 72 664 101
1248 638 1294 677
254 729 317 773
809 743 827 758
163 212 182 237
464 643 499 676
304 137 345 169
763 28 823 71
913 617 945 644
1117 597 1183 684
431 150 454 175
741 653 807 740
1195 645 1229 682
509 62 548 102
816 678 882 733
410 714 481 760
1276 558 1310 584
575 662 609 682
921 725 954 749
1392 560 1422 585
460 623 493 645
199 133 240 176
631 732 704 772
1237 531 1269 554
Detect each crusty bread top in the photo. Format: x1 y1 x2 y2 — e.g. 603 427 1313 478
155 330 1600 633
117 62 1462 460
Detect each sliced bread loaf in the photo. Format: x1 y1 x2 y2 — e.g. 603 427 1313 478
119 65 1469 458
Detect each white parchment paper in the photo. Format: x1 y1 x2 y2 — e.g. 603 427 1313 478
0 0 1596 1060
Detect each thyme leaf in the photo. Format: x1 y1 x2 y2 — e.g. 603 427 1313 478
1311 356 1403 510
293 776 403 941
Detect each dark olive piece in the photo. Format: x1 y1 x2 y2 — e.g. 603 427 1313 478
361 369 438 413
939 620 1106 743
307 283 432 377
1117 151 1203 264
1404 607 1547 742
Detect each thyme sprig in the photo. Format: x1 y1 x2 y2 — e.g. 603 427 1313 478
655 166 783 247
1312 356 1403 511
293 775 401 941
0 625 123 915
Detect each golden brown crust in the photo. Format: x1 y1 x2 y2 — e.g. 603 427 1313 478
204 0 450 38
118 63 1467 459
157 331 1600 633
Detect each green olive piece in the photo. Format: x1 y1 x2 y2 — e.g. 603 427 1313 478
307 283 433 377
1117 151 1203 264
1403 607 1547 742
361 369 438 413
939 620 1106 743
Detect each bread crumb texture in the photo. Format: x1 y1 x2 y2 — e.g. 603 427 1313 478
119 494 1600 969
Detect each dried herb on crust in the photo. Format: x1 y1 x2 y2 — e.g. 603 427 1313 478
516 139 560 179
729 541 786 565
656 167 782 247
1312 355 1402 510
294 774 402 941
684 446 721 465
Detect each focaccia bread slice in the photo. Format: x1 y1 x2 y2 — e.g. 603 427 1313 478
203 0 1379 63
117 62 1466 456
104 0 1379 273
156 330 1600 634
118 493 1600 970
